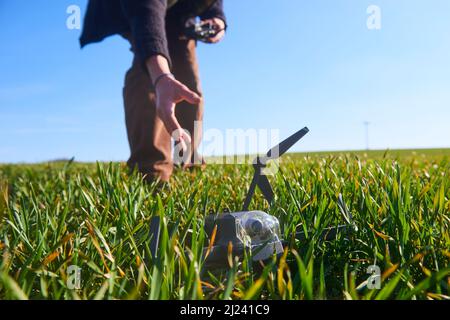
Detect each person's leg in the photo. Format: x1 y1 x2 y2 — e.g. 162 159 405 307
166 19 205 167
122 15 204 181
123 55 173 182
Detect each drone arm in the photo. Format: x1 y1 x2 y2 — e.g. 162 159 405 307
257 174 274 206
243 173 259 211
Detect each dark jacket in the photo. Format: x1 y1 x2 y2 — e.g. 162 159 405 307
80 0 226 67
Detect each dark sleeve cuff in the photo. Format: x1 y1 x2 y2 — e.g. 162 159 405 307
128 18 172 70
121 0 172 71
200 0 226 25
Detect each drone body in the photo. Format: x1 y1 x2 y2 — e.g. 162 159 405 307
203 211 284 268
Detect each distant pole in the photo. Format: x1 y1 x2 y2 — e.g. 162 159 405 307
364 121 370 150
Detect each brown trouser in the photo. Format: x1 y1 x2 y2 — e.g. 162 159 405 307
123 20 203 182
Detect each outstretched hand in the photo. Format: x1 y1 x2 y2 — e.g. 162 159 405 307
155 75 201 150
146 55 202 152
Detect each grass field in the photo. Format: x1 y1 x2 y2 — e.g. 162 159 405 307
0 149 449 300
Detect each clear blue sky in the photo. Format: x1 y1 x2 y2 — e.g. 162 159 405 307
1 0 449 163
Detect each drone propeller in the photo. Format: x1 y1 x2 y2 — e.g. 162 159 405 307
264 127 310 161
243 127 309 211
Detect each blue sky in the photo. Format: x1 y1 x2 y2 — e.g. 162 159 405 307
1 0 449 163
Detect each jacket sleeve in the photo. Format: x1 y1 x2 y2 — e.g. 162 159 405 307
200 0 226 25
120 0 171 69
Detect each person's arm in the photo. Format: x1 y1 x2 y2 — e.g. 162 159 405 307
121 0 201 148
146 55 201 150
120 0 171 68
200 0 226 24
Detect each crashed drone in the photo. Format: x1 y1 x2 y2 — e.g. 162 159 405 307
150 127 356 269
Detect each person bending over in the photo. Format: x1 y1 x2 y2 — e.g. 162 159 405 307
80 0 226 181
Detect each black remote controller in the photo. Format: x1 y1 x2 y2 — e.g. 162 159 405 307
184 22 219 42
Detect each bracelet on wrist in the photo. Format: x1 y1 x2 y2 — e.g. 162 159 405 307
153 73 175 89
